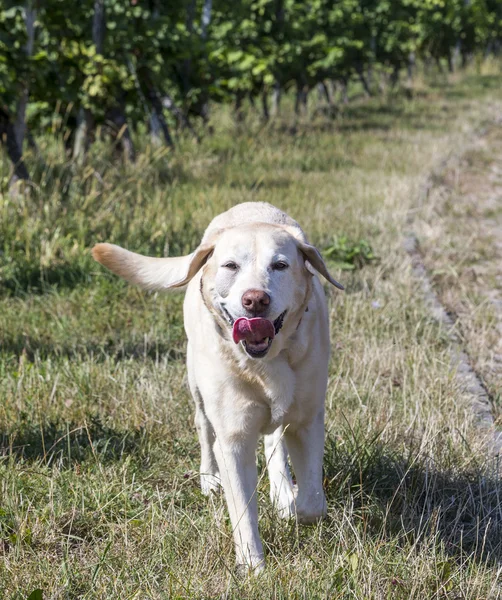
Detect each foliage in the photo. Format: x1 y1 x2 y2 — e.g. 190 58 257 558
324 236 377 271
0 0 501 157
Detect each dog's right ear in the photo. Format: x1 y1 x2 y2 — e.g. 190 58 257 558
92 242 214 290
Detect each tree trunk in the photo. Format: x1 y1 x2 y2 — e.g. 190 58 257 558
201 0 212 40
92 0 105 54
316 82 324 104
235 92 244 123
390 65 400 89
271 0 284 118
321 81 334 106
1 109 30 183
182 0 196 97
199 0 213 123
149 112 162 147
26 127 48 172
356 64 372 97
73 108 96 162
261 90 270 122
161 93 200 142
73 108 88 161
271 81 281 116
407 52 415 85
107 106 136 162
295 80 308 117
26 128 38 153
143 79 175 149
73 0 105 161
368 35 376 89
82 1 135 161
341 78 349 104
423 57 431 76
316 81 336 117
14 2 36 154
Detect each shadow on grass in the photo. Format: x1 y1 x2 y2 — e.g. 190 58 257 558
2 407 501 574
267 101 450 137
431 74 502 100
323 432 502 565
0 262 94 297
0 417 148 465
0 336 185 364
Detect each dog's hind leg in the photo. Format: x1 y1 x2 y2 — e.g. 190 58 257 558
264 427 295 518
194 400 221 495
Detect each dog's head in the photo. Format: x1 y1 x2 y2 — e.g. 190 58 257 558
92 223 343 360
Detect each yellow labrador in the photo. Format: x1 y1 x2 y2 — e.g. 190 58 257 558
92 202 343 571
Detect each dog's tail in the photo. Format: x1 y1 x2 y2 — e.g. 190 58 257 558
92 243 213 290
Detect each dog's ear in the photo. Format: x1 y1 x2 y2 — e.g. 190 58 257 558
296 241 344 290
92 242 214 290
282 224 344 290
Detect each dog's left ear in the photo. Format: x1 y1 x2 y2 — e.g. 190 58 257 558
297 241 344 291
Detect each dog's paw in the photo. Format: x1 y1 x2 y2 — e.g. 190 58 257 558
295 493 327 524
235 555 265 577
276 501 296 519
200 472 221 495
270 482 296 519
271 493 296 519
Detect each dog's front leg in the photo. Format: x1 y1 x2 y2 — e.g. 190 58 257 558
213 429 264 572
187 343 220 494
286 409 327 524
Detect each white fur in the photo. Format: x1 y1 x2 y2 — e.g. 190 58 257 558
92 202 343 572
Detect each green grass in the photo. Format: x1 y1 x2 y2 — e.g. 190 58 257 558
2 66 502 598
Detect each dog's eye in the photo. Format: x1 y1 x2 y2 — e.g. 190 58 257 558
222 261 239 271
272 261 289 271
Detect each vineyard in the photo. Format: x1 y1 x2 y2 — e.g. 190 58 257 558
1 0 502 184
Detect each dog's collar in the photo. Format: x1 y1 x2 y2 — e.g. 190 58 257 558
296 305 309 331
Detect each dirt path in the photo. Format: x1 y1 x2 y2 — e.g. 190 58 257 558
413 120 502 449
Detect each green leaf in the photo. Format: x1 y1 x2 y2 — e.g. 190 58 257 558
349 552 359 573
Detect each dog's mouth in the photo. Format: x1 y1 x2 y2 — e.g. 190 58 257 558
221 308 287 358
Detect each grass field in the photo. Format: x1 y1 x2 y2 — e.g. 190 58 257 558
2 67 502 599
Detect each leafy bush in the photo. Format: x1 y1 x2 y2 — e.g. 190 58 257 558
323 236 377 270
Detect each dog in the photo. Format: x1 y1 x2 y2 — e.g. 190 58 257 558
92 202 343 571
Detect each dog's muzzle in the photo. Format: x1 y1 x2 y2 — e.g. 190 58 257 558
221 307 287 358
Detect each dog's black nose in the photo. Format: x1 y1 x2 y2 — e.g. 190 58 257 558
241 289 270 315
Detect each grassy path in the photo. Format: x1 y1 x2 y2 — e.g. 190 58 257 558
1 70 502 598
417 120 502 430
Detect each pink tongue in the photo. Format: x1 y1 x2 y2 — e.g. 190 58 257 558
232 317 275 345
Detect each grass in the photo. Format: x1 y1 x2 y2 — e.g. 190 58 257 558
2 64 502 598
